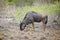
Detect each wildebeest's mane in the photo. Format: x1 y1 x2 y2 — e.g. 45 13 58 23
24 11 37 20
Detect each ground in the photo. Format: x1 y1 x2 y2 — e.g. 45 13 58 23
0 15 60 40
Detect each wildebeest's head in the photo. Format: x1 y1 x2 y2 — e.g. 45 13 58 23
20 22 26 31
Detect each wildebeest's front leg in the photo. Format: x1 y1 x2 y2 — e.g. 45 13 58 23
32 22 35 31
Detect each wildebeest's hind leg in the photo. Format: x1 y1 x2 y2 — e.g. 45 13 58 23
43 23 46 31
42 18 46 31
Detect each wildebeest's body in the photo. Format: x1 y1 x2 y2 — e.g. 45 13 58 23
23 12 43 24
20 11 48 31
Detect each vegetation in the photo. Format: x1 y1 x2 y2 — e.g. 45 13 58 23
0 0 60 40
15 1 60 22
0 0 60 22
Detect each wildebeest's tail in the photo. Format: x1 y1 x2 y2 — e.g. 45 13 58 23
45 15 48 24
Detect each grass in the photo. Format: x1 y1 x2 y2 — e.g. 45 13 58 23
15 1 60 22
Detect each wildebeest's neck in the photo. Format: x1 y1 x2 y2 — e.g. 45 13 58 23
22 17 31 25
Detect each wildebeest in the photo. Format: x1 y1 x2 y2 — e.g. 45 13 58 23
20 11 48 31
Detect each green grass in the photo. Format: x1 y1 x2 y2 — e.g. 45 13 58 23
15 2 60 22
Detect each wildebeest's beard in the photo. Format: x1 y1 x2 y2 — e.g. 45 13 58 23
20 23 26 31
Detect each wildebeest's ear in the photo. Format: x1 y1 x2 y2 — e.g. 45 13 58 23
20 23 22 26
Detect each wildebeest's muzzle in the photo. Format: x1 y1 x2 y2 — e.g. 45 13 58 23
20 23 26 31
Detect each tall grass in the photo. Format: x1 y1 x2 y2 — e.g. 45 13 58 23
15 1 60 22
